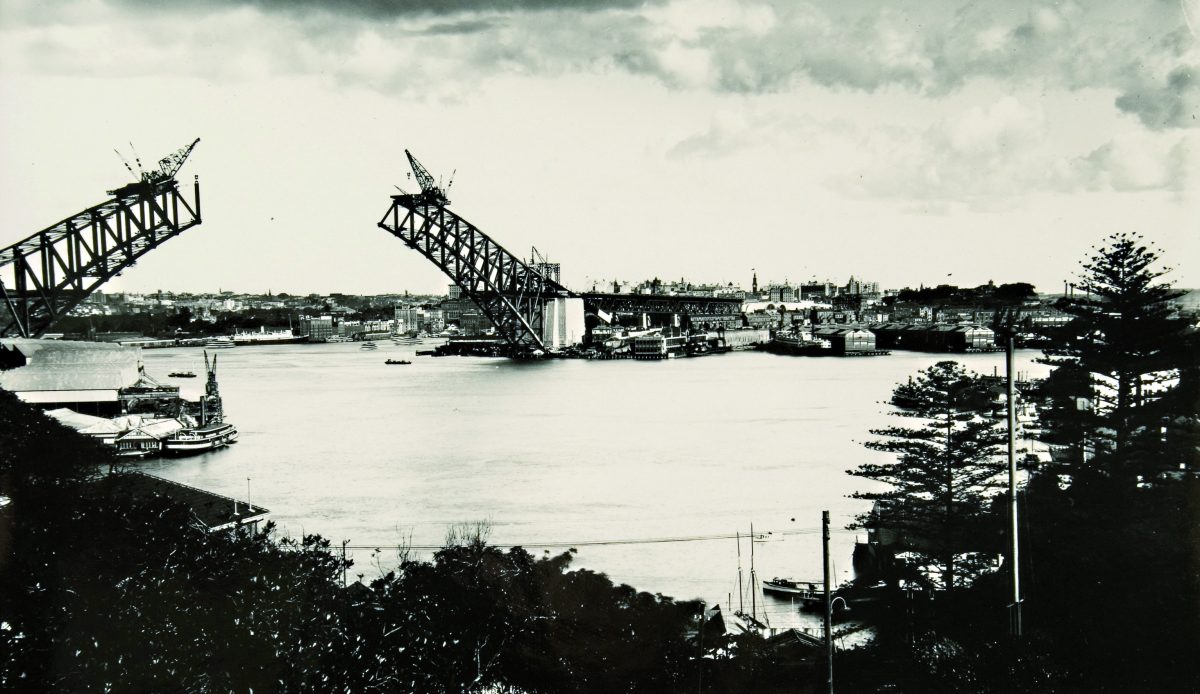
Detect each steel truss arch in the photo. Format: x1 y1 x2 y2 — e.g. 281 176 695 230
379 194 573 352
1 177 202 338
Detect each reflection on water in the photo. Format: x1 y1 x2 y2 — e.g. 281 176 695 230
141 342 1049 629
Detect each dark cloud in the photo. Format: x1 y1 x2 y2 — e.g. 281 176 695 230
116 0 652 20
5 0 1198 133
421 19 496 35
1115 65 1200 130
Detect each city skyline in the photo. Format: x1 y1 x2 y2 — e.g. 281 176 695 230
2 1 1197 297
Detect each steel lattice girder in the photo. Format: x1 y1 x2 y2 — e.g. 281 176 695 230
0 178 202 338
580 292 744 317
379 195 573 350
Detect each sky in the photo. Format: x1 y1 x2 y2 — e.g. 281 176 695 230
1 0 1197 296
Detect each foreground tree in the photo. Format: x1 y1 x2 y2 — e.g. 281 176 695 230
1040 232 1198 477
848 361 1007 590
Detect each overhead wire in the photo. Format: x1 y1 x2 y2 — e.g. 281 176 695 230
343 527 859 552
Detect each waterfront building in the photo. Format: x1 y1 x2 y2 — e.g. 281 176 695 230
0 339 177 417
424 308 445 333
686 313 743 331
440 296 490 335
394 306 422 334
868 323 996 351
813 326 877 353
299 315 334 342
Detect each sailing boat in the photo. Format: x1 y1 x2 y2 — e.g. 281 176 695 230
733 524 771 632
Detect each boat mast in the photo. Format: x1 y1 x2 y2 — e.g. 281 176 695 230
736 531 744 615
750 522 757 623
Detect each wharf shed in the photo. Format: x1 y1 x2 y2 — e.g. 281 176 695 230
0 339 175 416
868 323 996 351
868 323 925 350
925 324 996 350
812 326 876 353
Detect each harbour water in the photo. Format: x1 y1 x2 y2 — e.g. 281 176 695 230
141 342 1050 629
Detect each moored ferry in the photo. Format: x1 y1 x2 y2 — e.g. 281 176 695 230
205 337 235 349
163 421 239 455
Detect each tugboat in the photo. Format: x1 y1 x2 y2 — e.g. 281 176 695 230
384 359 412 365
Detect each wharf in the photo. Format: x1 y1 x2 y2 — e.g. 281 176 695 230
760 343 890 357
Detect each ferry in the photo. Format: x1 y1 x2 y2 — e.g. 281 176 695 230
384 359 412 365
326 336 351 343
205 337 235 349
168 371 197 378
163 421 239 456
232 327 306 346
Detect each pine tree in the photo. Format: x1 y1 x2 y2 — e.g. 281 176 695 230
848 361 1007 591
1040 232 1197 477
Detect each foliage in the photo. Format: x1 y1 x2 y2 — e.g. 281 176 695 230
0 387 111 495
1040 232 1198 477
848 362 1007 590
2 391 734 692
894 282 1036 307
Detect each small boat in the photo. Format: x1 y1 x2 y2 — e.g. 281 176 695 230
168 371 197 378
360 341 378 350
762 577 823 601
384 359 412 365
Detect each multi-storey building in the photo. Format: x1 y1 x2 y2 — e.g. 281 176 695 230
298 315 334 342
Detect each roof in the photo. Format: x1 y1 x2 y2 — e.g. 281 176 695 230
0 339 143 392
44 408 124 433
101 471 268 531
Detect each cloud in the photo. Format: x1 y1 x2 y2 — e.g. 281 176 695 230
811 96 1197 201
1070 133 1194 191
1115 64 1200 129
2 0 1199 131
113 0 652 20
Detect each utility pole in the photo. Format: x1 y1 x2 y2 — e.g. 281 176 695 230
342 540 349 588
1006 334 1023 637
750 523 757 623
823 510 834 694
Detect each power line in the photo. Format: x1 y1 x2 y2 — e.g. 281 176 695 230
343 527 859 552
